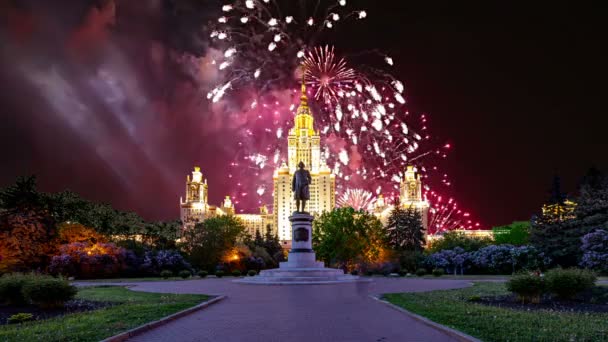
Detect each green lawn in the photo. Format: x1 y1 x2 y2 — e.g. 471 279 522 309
0 286 209 342
383 282 608 342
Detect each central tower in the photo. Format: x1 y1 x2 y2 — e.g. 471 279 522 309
399 165 430 232
273 80 335 244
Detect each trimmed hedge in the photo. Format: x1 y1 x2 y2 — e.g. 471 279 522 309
197 270 208 278
0 273 36 305
545 268 596 299
179 270 191 279
7 313 34 324
432 268 445 277
21 277 77 309
506 273 545 303
160 270 173 279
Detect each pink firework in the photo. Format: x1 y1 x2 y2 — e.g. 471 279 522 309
302 45 356 103
203 0 479 230
337 188 376 211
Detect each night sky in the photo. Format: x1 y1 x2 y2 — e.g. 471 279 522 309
0 0 605 228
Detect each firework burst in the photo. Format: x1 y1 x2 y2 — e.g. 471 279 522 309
337 188 376 211
302 45 356 103
202 0 480 230
207 0 367 100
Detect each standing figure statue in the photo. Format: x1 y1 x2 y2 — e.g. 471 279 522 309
292 161 312 213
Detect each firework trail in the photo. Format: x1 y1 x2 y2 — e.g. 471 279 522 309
202 0 478 232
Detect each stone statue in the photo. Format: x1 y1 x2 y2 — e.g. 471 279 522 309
292 161 312 212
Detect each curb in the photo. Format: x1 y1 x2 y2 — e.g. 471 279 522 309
370 295 481 342
101 295 226 342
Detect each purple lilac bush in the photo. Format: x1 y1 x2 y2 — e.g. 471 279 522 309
425 245 550 274
142 250 192 275
49 242 130 278
580 229 608 273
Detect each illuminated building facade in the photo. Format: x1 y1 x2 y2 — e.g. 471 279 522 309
236 205 274 237
180 82 336 243
179 167 209 230
399 165 430 231
273 82 336 243
371 166 430 232
179 167 275 236
541 199 577 222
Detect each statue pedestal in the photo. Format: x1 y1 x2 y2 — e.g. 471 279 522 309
279 213 324 268
235 212 368 285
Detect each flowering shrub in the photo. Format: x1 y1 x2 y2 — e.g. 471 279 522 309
470 245 515 274
425 245 550 274
426 247 469 275
142 250 191 275
579 229 608 274
49 242 129 279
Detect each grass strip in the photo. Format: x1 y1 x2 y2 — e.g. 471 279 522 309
0 286 208 342
383 282 608 342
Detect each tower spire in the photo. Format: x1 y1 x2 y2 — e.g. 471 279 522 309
300 66 308 107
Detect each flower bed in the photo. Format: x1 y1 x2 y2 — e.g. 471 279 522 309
0 299 114 325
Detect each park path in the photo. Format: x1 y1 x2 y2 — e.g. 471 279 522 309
82 278 474 342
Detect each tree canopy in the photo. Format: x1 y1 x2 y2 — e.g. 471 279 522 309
312 207 386 268
179 215 247 271
386 206 425 251
530 169 608 267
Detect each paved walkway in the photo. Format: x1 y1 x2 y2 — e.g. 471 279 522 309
81 278 474 342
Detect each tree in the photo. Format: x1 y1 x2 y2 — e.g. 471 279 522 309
178 215 247 271
56 223 107 245
0 176 44 210
0 208 57 273
0 176 57 273
531 169 608 267
386 206 425 252
263 225 283 264
428 231 492 253
493 221 530 245
312 207 386 269
540 175 577 222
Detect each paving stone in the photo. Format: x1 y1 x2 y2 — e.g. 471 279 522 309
82 278 472 342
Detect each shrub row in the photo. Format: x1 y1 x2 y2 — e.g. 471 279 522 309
506 268 596 303
0 273 77 309
426 245 550 275
157 269 257 279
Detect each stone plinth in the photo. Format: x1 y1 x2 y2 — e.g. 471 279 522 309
236 212 368 285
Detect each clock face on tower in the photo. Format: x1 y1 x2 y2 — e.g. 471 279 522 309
408 182 417 199
190 184 200 201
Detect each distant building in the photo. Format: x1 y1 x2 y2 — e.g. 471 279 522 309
179 167 274 236
541 199 577 222
179 82 336 245
426 229 494 246
371 165 430 233
179 167 209 231
399 165 430 231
